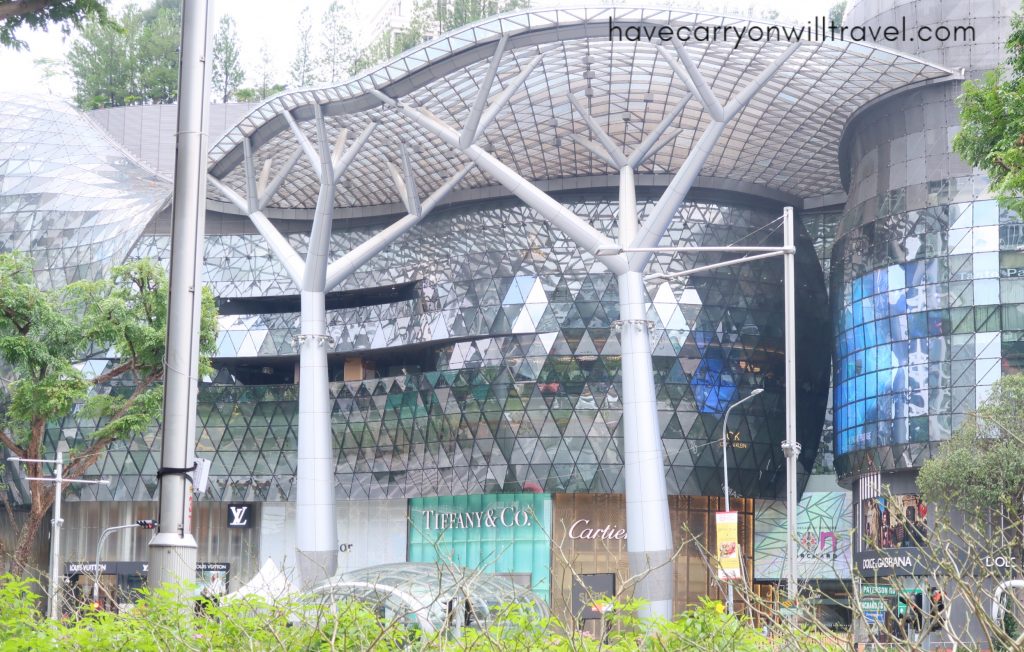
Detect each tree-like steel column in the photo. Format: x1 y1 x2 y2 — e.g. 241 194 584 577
209 121 471 586
384 38 798 618
615 165 673 615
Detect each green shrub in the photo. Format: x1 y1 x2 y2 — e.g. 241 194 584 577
0 574 846 651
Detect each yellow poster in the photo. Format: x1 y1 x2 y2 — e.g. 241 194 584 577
716 511 741 580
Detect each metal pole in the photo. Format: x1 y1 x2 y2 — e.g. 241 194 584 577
93 524 139 603
9 455 107 618
148 0 213 592
47 451 63 620
721 388 763 615
781 206 801 605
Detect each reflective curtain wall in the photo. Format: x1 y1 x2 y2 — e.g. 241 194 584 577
54 194 831 503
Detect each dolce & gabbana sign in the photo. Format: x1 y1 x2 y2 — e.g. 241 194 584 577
420 505 534 530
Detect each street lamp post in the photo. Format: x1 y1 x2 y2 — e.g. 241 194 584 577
92 520 158 605
721 387 764 614
8 450 109 619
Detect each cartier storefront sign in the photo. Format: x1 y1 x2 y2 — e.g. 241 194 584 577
551 493 754 623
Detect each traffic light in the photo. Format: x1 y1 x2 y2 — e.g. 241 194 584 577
136 519 158 529
929 588 946 632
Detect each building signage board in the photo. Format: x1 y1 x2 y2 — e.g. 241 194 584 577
227 503 254 528
754 491 853 581
408 493 552 602
65 561 229 582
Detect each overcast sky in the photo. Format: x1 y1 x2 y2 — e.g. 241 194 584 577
0 0 840 100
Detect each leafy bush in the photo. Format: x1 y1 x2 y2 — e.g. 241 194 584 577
0 574 843 651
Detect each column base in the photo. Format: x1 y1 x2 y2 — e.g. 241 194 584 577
629 548 675 619
148 533 198 595
297 549 338 588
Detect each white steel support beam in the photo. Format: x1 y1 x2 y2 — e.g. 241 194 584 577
330 127 350 168
471 53 544 143
629 119 724 266
670 42 725 121
333 122 376 184
722 42 800 120
395 103 627 274
617 166 674 618
630 42 799 267
284 110 323 181
257 159 272 197
242 139 259 214
305 105 337 288
207 175 304 285
460 35 507 149
398 142 421 218
388 142 421 216
627 94 691 168
325 164 474 291
566 133 619 168
569 94 627 168
295 103 338 586
258 147 302 210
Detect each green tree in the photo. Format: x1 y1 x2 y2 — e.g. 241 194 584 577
953 9 1024 214
289 6 319 88
212 15 244 102
917 374 1024 539
0 0 110 50
0 254 217 571
66 1 181 109
828 1 847 27
435 0 529 33
135 0 180 104
67 4 143 108
319 1 355 84
351 0 529 74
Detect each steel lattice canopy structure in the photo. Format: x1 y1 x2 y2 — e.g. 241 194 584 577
207 5 956 215
197 5 960 601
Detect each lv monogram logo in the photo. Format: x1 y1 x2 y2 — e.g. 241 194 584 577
228 505 250 527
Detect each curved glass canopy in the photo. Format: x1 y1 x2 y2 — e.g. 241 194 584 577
309 562 548 633
207 6 955 214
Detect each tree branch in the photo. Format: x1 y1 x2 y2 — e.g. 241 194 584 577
0 0 52 21
0 429 25 458
89 360 135 386
64 373 158 481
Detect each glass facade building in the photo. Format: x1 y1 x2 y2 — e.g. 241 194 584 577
2 1 1002 625
834 0 1020 484
50 196 830 504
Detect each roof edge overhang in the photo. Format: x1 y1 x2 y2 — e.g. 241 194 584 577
204 173 801 225
207 5 958 196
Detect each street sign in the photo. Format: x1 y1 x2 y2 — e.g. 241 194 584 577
862 584 898 598
860 599 887 612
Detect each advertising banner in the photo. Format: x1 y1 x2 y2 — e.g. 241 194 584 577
754 491 853 581
716 511 741 581
857 493 930 577
408 493 552 601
